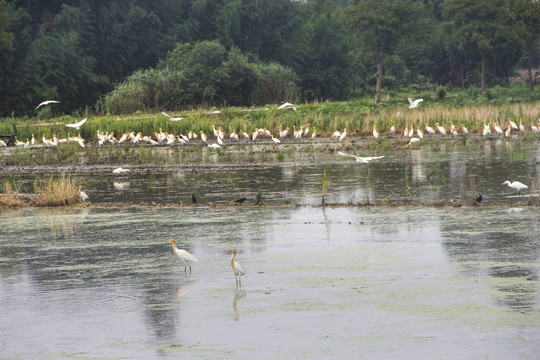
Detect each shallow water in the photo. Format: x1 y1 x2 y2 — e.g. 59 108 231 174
1 205 539 359
3 139 540 205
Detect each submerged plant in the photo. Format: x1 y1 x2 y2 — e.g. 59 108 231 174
321 169 330 205
255 187 263 205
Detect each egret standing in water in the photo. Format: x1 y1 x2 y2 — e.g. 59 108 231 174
166 238 198 274
501 181 528 196
229 248 246 287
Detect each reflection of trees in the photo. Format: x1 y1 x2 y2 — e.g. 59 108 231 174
440 209 540 311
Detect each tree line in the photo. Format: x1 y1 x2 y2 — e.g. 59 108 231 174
0 0 539 116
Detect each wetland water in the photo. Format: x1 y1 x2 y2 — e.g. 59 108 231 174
1 139 540 359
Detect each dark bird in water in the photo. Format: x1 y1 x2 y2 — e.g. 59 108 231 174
234 197 246 204
192 194 197 204
476 194 482 203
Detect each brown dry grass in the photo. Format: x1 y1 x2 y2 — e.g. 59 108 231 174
0 181 25 207
31 174 80 207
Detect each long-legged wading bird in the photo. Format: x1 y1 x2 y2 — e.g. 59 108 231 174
166 238 198 274
501 180 528 196
229 248 246 286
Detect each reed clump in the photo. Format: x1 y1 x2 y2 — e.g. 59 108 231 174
0 180 25 207
31 174 80 207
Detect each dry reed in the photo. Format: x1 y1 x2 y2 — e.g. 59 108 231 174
31 174 80 207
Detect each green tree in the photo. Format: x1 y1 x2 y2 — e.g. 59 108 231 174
345 0 427 103
511 0 540 90
294 0 354 101
0 0 13 51
442 0 519 93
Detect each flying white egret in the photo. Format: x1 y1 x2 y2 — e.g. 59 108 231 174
277 102 297 111
36 100 60 109
501 180 528 195
65 117 88 130
166 238 198 274
229 248 246 286
161 111 183 121
408 98 423 109
337 151 384 163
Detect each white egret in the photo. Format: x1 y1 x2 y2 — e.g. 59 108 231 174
372 126 379 139
416 126 424 139
208 143 221 149
271 136 281 144
331 130 341 138
501 180 528 195
200 131 208 142
337 151 384 163
390 124 396 134
494 124 503 135
0 139 6 147
408 98 423 109
161 111 183 121
406 137 422 147
36 100 60 109
435 122 446 135
462 125 469 134
65 117 88 130
31 134 36 145
229 248 246 286
509 119 518 130
277 102 297 111
112 167 130 175
78 186 89 202
425 124 435 135
339 128 347 141
311 128 317 139
519 120 525 132
166 238 198 274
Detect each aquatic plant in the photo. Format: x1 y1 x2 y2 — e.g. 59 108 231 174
0 179 25 207
255 187 263 205
31 174 79 206
321 169 330 205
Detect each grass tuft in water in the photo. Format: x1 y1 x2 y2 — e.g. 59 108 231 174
31 174 80 207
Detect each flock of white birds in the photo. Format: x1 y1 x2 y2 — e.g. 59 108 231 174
3 99 533 201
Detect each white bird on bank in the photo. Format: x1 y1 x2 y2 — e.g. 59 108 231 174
65 117 88 130
406 137 422 147
277 102 297 111
0 139 7 147
501 180 528 195
112 167 130 175
339 129 347 141
166 238 198 274
408 98 423 109
208 143 221 149
337 151 384 163
36 100 60 109
229 248 246 287
78 186 89 202
372 126 379 139
161 111 183 121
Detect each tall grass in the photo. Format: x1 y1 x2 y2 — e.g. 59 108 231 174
31 174 80 206
0 180 25 207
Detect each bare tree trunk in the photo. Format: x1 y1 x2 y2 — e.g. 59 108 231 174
526 39 534 91
375 48 383 104
481 50 487 93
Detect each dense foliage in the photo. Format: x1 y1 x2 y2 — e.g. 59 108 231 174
1 0 539 116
